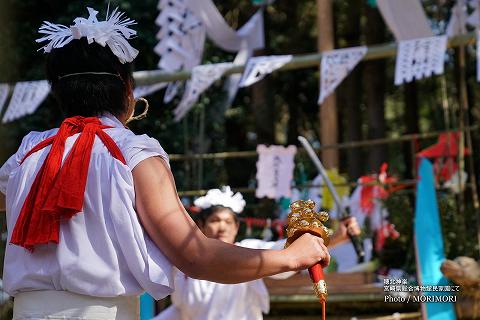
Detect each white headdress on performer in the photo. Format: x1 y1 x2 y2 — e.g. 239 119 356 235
36 7 139 64
194 186 246 214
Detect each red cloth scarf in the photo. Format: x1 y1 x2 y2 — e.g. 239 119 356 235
10 116 126 251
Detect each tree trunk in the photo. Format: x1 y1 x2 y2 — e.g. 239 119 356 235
364 5 387 172
403 81 419 178
252 7 274 145
252 73 275 144
337 0 363 179
317 0 338 169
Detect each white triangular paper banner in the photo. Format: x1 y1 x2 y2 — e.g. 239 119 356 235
174 62 233 121
155 0 206 103
164 81 182 104
133 83 168 99
0 84 10 115
466 0 480 27
239 55 292 87
255 145 297 199
318 46 367 104
2 80 50 123
446 0 468 36
394 35 447 85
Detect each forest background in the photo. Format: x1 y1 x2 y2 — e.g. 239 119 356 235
0 0 479 275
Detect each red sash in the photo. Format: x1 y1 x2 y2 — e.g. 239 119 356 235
10 116 126 251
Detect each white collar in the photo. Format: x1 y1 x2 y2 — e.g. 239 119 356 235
99 113 126 129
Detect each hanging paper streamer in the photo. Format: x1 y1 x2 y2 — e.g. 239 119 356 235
0 84 10 115
155 0 265 106
377 0 433 41
318 46 367 104
446 0 467 36
394 36 447 85
155 0 206 103
225 45 251 105
184 1 265 104
173 62 233 121
186 0 264 52
239 55 292 87
133 83 168 99
2 81 50 123
155 0 205 71
256 145 297 199
465 0 480 28
163 81 183 104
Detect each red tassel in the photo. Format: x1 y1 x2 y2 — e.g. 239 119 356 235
308 263 327 320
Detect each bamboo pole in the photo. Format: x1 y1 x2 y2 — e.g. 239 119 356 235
168 125 479 161
177 181 476 197
457 40 480 257
456 43 470 251
133 33 476 85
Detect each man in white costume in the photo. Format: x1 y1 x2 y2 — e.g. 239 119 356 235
155 187 360 320
0 8 330 320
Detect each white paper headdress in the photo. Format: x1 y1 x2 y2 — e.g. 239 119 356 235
194 186 246 214
36 7 139 64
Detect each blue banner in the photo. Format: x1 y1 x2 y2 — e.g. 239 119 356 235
414 158 456 320
140 293 155 320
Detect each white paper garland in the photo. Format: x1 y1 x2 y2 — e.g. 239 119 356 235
239 55 292 88
133 83 167 99
318 46 367 104
394 36 447 85
2 81 50 123
155 0 265 106
155 0 206 103
174 62 233 121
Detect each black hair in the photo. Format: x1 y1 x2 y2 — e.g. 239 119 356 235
45 38 134 118
197 205 239 226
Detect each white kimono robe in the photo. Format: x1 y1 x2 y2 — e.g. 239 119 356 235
154 239 290 320
0 114 174 299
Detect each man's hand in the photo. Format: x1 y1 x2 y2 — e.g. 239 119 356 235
284 233 330 270
329 217 361 247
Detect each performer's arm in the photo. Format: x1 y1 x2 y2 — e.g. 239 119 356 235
133 156 330 284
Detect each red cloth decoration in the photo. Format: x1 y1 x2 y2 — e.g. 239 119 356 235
417 132 469 158
359 163 397 215
10 116 126 251
375 222 400 252
417 132 469 182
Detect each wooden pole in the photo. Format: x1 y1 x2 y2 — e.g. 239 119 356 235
168 125 479 161
457 42 480 256
131 33 477 85
317 0 338 169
